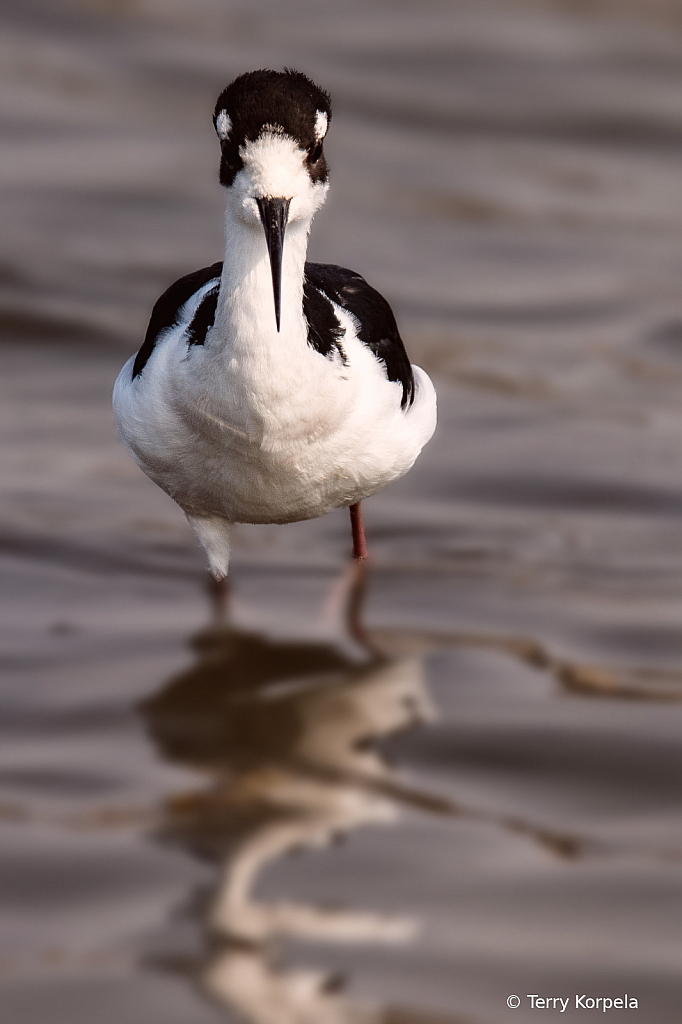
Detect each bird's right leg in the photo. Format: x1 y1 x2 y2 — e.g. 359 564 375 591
187 515 233 582
207 574 231 626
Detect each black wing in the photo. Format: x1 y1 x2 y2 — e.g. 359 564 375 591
304 262 415 408
132 262 223 379
302 277 347 364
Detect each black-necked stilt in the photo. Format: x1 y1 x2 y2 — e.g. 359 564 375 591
113 69 437 581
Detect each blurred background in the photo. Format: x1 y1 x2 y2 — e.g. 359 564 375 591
2 0 682 1021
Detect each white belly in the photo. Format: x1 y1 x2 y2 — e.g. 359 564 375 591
113 321 436 526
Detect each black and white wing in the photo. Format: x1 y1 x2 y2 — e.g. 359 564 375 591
132 261 223 378
304 261 415 408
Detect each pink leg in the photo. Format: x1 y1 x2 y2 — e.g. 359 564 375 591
346 502 383 657
349 502 367 560
207 574 231 627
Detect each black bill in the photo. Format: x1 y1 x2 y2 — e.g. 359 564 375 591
256 196 291 332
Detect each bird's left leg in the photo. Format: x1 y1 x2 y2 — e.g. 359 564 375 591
333 502 380 657
349 502 367 560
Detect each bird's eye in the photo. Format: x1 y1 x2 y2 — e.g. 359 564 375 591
309 142 323 163
220 142 244 177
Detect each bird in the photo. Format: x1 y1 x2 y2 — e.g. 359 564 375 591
113 69 437 583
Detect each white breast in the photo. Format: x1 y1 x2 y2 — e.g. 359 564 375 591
114 303 436 527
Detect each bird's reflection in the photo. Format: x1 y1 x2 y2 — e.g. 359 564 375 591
140 567 459 1024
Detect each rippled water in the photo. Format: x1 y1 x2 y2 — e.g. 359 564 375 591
2 1 682 1021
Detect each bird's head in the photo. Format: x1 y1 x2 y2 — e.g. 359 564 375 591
213 69 331 330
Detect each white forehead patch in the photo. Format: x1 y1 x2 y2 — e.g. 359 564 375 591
314 110 328 141
240 132 313 199
215 110 232 140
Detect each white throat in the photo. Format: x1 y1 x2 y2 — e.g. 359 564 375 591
214 130 329 357
216 206 310 352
